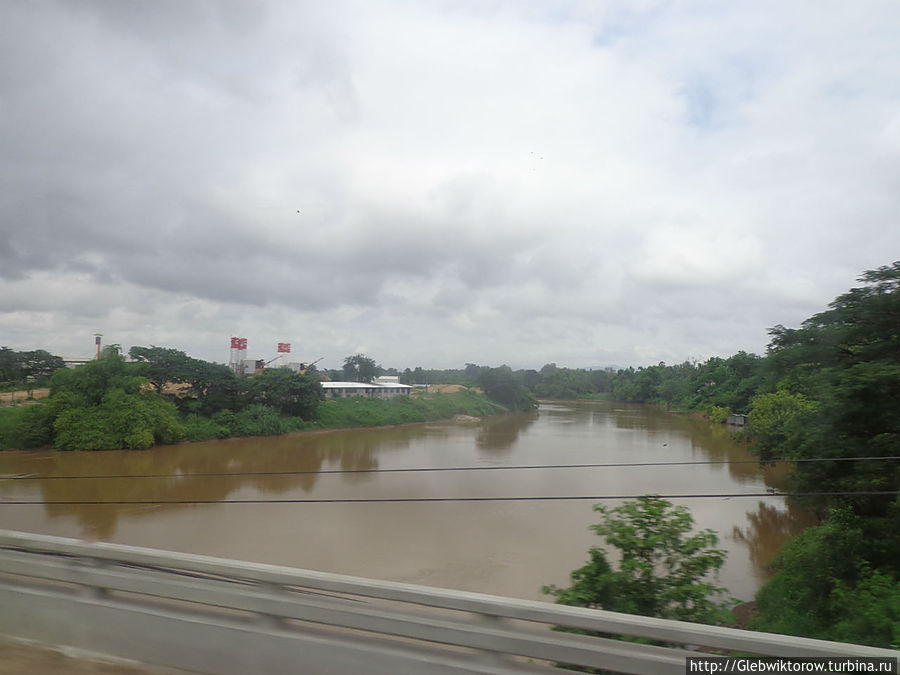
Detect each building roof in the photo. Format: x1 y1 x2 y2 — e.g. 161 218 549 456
322 381 412 390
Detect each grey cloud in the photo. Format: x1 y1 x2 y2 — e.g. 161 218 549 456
2 1 899 369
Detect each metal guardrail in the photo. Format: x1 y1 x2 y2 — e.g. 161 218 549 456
0 529 896 674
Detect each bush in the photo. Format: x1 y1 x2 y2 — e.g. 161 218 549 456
54 406 121 450
52 388 185 450
708 406 729 424
831 565 900 648
0 407 21 449
12 404 54 448
181 414 230 442
230 404 286 436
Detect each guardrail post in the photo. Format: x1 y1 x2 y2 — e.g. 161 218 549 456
72 555 109 599
256 582 286 629
476 613 514 666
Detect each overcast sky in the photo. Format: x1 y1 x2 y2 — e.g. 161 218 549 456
2 1 899 371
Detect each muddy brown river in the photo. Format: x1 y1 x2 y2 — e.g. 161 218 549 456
0 399 815 602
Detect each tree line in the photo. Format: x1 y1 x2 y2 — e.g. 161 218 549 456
0 346 519 451
542 262 900 649
0 347 65 391
740 263 899 647
0 346 324 450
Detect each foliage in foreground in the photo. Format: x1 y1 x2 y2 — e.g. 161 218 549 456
543 497 735 625
751 505 900 648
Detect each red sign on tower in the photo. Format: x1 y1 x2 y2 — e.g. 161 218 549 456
277 343 291 353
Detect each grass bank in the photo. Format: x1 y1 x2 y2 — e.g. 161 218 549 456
177 389 504 443
0 390 506 449
315 389 504 428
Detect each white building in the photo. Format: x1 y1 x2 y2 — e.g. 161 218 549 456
322 378 412 399
62 356 94 368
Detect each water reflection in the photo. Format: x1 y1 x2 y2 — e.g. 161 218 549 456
0 430 399 538
475 413 538 453
733 501 820 572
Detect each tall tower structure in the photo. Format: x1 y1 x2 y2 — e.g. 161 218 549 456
229 337 248 375
94 334 102 360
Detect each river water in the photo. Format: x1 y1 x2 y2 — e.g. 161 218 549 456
0 399 814 602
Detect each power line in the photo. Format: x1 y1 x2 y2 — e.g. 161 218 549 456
2 456 899 482
0 491 897 505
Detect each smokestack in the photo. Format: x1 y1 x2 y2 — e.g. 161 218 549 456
95 334 102 360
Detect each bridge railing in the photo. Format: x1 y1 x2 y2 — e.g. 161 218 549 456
0 529 895 674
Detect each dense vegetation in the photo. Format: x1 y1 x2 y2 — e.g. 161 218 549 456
0 346 510 451
389 355 764 415
540 262 900 648
743 263 900 647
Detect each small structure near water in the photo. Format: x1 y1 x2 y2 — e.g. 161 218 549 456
726 413 748 426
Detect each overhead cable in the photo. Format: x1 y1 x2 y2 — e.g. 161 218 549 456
1 490 897 505
2 455 899 482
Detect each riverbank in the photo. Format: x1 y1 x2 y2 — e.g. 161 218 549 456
0 389 506 450
185 412 502 449
179 389 506 442
314 389 503 428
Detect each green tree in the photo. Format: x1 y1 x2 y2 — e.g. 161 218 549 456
27 346 187 450
11 404 55 448
0 347 65 388
129 345 241 410
543 496 735 624
747 262 900 516
745 263 900 645
342 354 380 382
53 387 184 450
0 347 20 383
745 390 819 461
50 346 144 406
18 349 65 385
245 368 322 418
531 364 598 399
478 366 537 410
128 345 195 393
